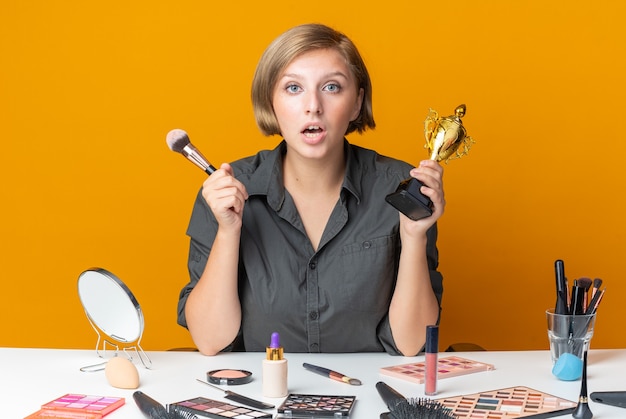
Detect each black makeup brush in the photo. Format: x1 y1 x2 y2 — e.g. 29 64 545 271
591 278 602 298
376 381 455 419
554 259 569 314
576 277 592 311
572 351 593 419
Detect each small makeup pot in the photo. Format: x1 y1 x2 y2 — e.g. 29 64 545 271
207 369 253 385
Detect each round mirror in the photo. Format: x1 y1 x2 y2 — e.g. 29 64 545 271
77 268 151 369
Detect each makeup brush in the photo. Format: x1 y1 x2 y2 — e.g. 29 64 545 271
572 351 593 419
576 277 592 311
584 288 606 315
591 278 602 298
195 378 275 409
166 129 217 174
570 280 585 315
554 259 569 314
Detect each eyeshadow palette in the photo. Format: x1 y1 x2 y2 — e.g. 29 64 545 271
168 396 272 419
276 394 356 418
437 386 577 418
25 394 125 418
380 355 494 384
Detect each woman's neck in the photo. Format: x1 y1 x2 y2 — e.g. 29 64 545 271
282 148 346 195
282 147 346 251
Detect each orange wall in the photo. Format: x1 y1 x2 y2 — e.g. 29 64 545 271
1 1 625 352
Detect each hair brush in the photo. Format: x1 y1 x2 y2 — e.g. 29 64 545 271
383 398 456 419
133 391 197 419
376 381 455 419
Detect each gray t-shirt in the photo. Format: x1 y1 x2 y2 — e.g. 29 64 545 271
177 140 443 355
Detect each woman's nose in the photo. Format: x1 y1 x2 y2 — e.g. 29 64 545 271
305 92 322 114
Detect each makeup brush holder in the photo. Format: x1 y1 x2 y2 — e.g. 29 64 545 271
546 309 596 365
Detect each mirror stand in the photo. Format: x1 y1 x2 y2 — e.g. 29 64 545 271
77 268 153 371
86 315 152 369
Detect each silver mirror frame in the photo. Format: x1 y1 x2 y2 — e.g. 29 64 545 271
77 267 152 369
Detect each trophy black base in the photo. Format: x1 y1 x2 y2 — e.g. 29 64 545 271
385 178 433 221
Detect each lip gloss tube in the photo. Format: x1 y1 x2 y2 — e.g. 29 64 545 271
425 325 439 396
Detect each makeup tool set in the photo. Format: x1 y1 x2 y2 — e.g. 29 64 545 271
376 316 612 419
138 331 360 418
549 260 606 383
131 364 360 419
553 260 605 318
38 249 618 418
550 261 626 415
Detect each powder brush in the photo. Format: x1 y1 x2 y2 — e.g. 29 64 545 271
166 128 216 174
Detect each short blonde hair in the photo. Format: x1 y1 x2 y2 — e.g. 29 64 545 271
251 23 376 136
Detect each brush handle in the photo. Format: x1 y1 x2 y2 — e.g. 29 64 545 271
224 391 275 410
376 381 406 411
585 288 605 315
555 260 569 314
571 285 585 315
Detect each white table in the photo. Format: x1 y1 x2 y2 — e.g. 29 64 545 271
1 348 625 418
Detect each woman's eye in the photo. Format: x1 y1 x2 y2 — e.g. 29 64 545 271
286 84 301 93
324 83 341 93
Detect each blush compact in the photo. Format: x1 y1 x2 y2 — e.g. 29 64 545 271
207 369 253 385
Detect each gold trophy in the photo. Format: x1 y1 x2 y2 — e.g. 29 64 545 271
385 104 474 220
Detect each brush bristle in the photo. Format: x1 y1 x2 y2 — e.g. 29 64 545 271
166 129 190 153
389 398 455 419
576 277 592 290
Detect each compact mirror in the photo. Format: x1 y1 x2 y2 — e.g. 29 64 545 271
77 268 151 369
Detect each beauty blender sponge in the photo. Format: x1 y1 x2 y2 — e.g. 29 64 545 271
105 356 140 389
552 353 583 381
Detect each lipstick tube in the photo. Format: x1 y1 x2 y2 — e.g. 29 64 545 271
425 325 439 396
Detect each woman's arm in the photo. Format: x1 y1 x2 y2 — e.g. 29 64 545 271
389 160 445 356
184 163 248 355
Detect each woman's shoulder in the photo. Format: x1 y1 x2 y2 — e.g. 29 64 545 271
348 143 413 177
229 145 282 178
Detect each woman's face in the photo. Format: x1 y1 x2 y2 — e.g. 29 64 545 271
272 48 363 161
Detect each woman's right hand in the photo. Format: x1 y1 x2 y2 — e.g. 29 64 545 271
201 163 248 230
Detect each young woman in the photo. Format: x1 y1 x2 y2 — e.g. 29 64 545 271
177 23 445 356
